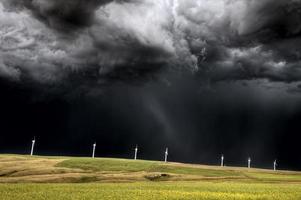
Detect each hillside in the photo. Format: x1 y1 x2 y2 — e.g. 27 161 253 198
1 155 301 200
0 154 301 183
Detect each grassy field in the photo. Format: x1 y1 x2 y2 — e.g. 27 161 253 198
1 154 301 199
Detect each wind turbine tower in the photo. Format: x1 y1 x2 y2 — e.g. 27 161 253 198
134 145 138 160
92 143 96 158
30 137 36 156
248 157 251 169
221 154 224 167
164 148 168 162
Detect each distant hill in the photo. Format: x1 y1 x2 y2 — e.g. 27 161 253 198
1 154 301 183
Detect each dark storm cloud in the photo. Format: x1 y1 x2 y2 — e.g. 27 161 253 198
179 0 301 84
1 0 301 88
1 0 131 31
0 0 174 83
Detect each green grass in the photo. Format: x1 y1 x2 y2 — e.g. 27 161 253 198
56 157 241 177
1 154 301 199
56 158 159 172
1 182 301 200
244 171 301 182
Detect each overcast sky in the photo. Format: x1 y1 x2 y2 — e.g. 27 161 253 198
1 0 301 170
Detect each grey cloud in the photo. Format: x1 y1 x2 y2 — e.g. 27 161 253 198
0 0 172 83
1 0 301 89
1 0 132 31
173 0 301 85
0 57 21 80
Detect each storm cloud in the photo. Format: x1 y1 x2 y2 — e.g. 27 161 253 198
1 0 301 87
1 0 131 30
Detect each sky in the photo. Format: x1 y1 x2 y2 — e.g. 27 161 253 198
1 0 301 170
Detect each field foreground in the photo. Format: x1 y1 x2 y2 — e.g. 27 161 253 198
1 154 301 199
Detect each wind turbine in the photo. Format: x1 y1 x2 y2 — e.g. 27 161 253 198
221 154 224 167
248 157 251 169
274 160 277 171
92 143 96 158
30 137 36 156
134 145 138 160
164 148 168 162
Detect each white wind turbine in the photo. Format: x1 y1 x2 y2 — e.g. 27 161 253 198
221 154 224 167
30 137 36 156
92 143 96 158
248 157 251 169
134 145 138 160
164 148 168 162
274 160 277 171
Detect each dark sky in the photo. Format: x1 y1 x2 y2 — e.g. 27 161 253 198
1 0 301 170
